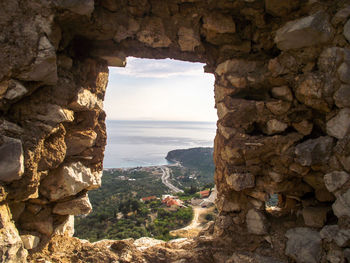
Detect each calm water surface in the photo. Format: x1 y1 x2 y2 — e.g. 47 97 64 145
104 120 216 168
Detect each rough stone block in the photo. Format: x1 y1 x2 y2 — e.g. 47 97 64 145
292 120 313 136
55 0 94 16
302 207 329 228
40 162 102 201
4 80 27 100
226 173 255 191
53 194 92 215
326 108 350 139
285 227 322 263
265 0 300 17
20 235 40 250
334 85 350 108
203 13 236 33
246 209 268 235
264 119 288 135
0 136 24 183
54 215 74 237
344 19 350 43
177 27 200 52
69 88 103 111
324 171 350 193
65 130 97 156
275 12 333 50
332 189 350 218
294 136 333 166
338 62 350 84
271 86 293 102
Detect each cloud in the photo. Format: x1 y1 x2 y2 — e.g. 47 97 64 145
109 57 207 78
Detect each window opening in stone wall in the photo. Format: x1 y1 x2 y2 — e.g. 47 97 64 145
74 57 218 242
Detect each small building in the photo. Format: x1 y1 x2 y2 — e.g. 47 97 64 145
140 196 157 203
199 190 210 198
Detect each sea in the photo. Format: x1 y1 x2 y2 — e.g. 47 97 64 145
103 120 216 168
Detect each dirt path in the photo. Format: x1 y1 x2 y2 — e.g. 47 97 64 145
170 206 208 238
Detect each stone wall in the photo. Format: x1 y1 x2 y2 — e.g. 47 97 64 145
0 0 350 262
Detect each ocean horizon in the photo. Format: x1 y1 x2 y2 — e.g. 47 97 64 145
103 120 216 168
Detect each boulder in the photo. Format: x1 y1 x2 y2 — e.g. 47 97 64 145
294 136 333 166
320 225 350 247
65 130 97 156
40 162 102 201
332 189 350 218
285 227 322 263
177 27 200 52
324 171 350 193
226 173 255 191
0 136 24 183
344 19 350 43
20 235 40 250
326 108 350 139
264 119 288 135
334 85 350 108
302 207 329 228
271 86 293 102
203 12 236 33
53 194 92 215
275 12 333 50
17 36 57 85
246 209 268 235
69 88 103 111
338 62 350 84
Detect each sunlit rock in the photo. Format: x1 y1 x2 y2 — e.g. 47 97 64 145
53 194 92 215
69 88 103 111
20 235 40 250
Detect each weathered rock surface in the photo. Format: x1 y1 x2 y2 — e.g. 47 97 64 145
327 108 350 139
246 209 268 235
332 189 350 218
302 207 329 228
0 136 24 183
324 171 350 193
40 162 101 201
285 227 322 263
275 12 333 50
53 194 92 215
20 235 40 250
226 173 255 191
294 137 333 166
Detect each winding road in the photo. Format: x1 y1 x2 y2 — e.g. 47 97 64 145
160 166 184 193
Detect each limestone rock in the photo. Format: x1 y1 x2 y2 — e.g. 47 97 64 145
17 36 57 85
285 227 322 263
227 75 247 88
65 130 97 156
4 80 27 100
0 204 28 263
302 207 329 228
20 235 40 250
113 17 140 43
215 59 256 76
324 171 350 193
264 119 288 135
275 12 333 50
265 0 300 17
203 13 236 33
0 136 24 183
266 100 291 115
53 194 92 215
320 225 350 247
36 104 74 124
294 136 333 166
344 19 350 43
338 62 350 84
137 17 171 48
226 173 255 191
40 162 102 201
332 189 350 218
326 108 350 139
69 88 103 111
334 85 350 108
271 86 293 102
19 208 53 236
292 120 313 136
54 215 74 236
54 0 95 16
246 209 268 235
295 74 330 112
177 27 200 52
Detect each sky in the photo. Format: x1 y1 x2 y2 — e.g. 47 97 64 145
104 57 217 122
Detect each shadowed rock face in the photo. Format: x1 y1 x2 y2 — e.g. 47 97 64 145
1 0 350 262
